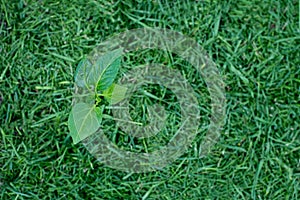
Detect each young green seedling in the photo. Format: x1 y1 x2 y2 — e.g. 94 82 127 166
68 48 126 144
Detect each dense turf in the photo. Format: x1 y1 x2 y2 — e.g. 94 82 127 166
1 0 300 199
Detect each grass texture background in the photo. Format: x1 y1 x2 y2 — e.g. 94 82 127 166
0 0 300 199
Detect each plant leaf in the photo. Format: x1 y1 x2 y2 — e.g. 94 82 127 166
95 49 122 91
103 83 128 104
74 57 92 89
74 48 123 92
68 103 103 144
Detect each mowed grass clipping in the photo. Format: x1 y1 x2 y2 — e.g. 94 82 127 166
0 0 300 199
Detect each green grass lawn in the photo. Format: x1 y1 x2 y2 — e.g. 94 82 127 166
1 0 300 199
